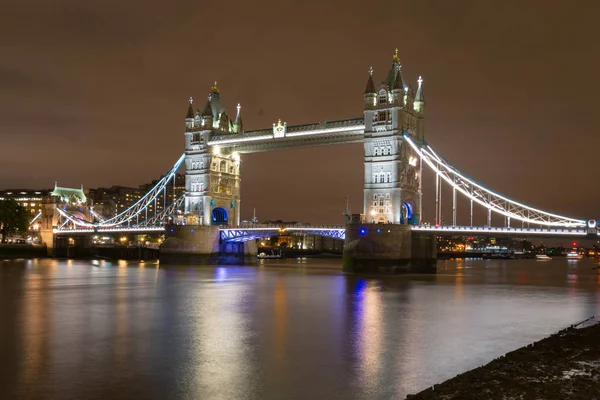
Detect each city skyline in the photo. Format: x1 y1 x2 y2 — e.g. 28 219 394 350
1 0 599 224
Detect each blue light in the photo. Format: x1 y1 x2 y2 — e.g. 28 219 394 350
376 229 381 233
190 229 194 233
359 228 366 235
170 228 174 232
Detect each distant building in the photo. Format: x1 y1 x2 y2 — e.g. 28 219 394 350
88 186 142 219
88 173 186 221
0 188 51 216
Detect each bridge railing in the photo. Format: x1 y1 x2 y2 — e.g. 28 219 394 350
413 225 588 234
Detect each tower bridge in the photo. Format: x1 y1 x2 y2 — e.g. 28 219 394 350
43 50 597 271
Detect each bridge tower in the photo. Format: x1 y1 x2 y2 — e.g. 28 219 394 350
183 82 242 226
363 50 425 224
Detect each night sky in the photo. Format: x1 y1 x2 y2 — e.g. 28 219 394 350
1 1 599 225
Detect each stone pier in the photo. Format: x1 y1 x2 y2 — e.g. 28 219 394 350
343 223 436 273
159 225 257 265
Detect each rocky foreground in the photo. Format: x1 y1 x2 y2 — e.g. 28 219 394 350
407 319 600 400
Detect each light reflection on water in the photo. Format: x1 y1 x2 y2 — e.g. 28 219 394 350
0 258 599 399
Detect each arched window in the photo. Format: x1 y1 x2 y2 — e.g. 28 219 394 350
386 146 392 155
373 173 377 183
200 161 204 169
386 172 391 183
219 161 227 172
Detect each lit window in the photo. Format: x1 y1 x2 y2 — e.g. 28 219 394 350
378 91 387 104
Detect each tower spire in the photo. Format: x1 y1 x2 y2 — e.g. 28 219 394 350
414 76 425 113
211 81 220 94
235 103 243 133
386 48 404 90
364 66 376 94
186 96 194 119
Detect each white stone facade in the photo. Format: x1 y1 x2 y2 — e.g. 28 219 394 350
183 86 242 226
362 54 425 224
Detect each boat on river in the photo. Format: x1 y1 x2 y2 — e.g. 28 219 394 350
257 251 282 260
566 250 583 260
536 254 552 261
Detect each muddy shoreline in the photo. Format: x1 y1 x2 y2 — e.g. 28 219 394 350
407 318 600 400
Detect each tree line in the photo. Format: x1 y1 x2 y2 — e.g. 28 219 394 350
0 200 29 243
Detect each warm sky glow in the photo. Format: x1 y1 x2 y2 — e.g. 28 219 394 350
1 0 599 224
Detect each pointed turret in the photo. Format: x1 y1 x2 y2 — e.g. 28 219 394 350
185 97 195 129
206 81 225 122
391 62 405 105
186 97 194 119
234 103 243 133
414 76 425 113
364 67 376 94
385 48 405 90
201 98 213 117
364 67 377 108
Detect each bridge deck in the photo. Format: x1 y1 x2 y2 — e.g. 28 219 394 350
54 225 596 241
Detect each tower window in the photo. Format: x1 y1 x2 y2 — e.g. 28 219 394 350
377 111 390 122
378 91 388 104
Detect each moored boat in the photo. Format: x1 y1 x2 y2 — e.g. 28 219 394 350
566 250 583 259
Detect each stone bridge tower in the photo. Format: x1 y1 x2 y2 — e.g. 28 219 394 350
184 82 242 226
362 49 425 224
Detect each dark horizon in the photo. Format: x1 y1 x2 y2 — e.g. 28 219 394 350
2 0 599 224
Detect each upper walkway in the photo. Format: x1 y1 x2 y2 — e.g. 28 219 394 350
208 118 365 153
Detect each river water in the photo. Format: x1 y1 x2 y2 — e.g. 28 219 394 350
1 258 599 399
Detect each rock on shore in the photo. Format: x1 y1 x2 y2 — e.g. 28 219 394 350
407 320 600 400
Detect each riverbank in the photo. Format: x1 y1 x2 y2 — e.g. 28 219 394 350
407 318 600 399
0 243 47 258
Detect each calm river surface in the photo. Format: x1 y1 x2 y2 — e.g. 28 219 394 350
1 258 599 399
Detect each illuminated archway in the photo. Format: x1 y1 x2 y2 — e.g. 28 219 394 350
212 207 228 226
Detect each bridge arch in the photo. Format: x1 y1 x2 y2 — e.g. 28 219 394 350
212 207 228 225
401 200 418 225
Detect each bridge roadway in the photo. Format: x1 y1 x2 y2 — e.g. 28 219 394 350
54 224 597 241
